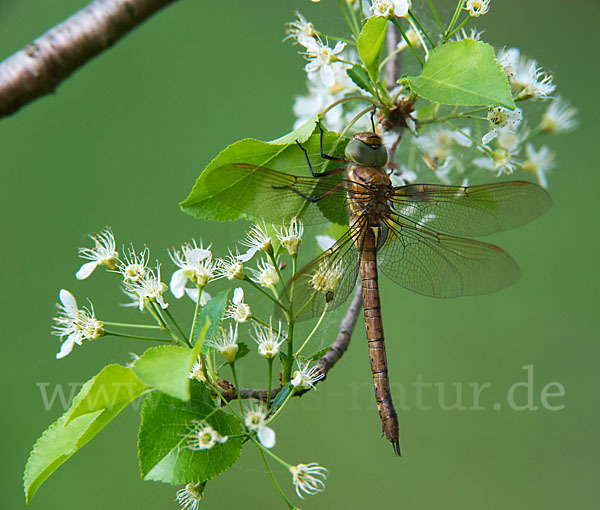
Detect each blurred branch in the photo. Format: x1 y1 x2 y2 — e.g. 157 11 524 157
219 286 363 402
0 0 180 119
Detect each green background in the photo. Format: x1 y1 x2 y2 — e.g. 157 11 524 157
1 0 598 508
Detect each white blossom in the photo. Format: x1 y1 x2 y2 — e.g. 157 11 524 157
52 290 104 359
540 96 578 134
215 249 245 281
189 355 205 381
498 48 555 100
115 245 149 283
370 0 410 18
238 222 272 262
473 147 520 177
285 11 317 48
124 263 168 311
464 0 490 17
303 38 347 88
205 323 238 363
289 463 328 498
244 401 276 448
176 484 203 510
274 217 304 255
169 240 215 298
482 107 523 145
248 259 279 289
181 420 228 451
224 287 251 323
310 258 343 293
76 228 118 280
291 361 324 390
252 319 286 359
521 144 556 188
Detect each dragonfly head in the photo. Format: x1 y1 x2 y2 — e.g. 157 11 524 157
345 132 388 167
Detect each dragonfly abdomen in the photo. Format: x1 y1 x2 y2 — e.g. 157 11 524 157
360 227 401 456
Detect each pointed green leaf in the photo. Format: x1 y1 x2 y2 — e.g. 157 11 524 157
347 65 376 95
138 382 242 484
233 342 250 362
269 115 318 145
24 365 147 503
66 365 148 424
271 383 294 412
358 16 388 83
133 345 196 401
403 40 515 109
305 346 331 362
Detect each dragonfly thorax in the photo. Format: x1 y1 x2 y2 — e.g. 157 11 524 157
346 164 394 226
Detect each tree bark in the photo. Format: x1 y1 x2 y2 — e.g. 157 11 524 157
0 0 180 119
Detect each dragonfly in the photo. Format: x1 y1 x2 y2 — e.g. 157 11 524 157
205 122 552 455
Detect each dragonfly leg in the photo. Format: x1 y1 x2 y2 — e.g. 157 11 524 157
317 121 348 162
296 138 347 178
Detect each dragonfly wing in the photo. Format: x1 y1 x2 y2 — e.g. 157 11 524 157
281 220 364 321
377 215 520 298
203 163 349 225
391 181 551 237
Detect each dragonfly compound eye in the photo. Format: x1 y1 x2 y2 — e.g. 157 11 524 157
345 139 380 167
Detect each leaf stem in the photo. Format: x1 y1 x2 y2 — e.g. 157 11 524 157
426 0 445 37
104 330 172 342
102 321 162 330
445 16 470 40
295 302 329 358
189 283 204 345
266 358 274 409
337 0 360 38
409 10 434 49
444 0 466 41
391 17 423 67
254 440 296 510
321 95 379 117
229 362 244 417
266 388 296 425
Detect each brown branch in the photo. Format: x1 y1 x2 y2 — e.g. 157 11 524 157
0 0 180 119
220 286 364 402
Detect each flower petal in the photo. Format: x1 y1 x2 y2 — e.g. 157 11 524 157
232 287 244 305
169 269 187 298
184 287 199 303
258 426 276 449
59 289 78 315
237 246 258 263
75 261 98 280
56 337 75 359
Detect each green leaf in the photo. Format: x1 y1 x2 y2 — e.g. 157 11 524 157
24 365 147 503
138 381 242 484
133 345 196 401
234 342 250 362
271 383 294 412
196 289 230 352
305 346 331 362
347 65 375 95
269 115 318 145
403 40 515 109
179 131 348 225
66 365 148 424
358 16 388 83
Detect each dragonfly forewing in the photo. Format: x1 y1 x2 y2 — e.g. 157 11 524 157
203 163 350 225
391 181 552 237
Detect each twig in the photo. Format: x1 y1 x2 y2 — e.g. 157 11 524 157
218 286 364 402
0 0 180 119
